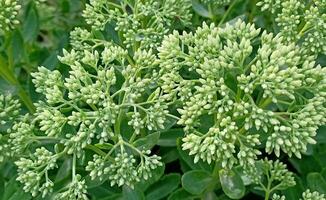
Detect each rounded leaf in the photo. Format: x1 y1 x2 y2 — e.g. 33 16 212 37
219 169 245 199
182 170 213 195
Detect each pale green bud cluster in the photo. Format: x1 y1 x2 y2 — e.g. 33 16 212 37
0 0 21 32
15 147 57 197
272 189 326 200
32 66 64 104
0 94 20 162
8 115 34 155
54 174 88 200
16 13 170 196
200 0 232 7
0 94 20 126
158 19 326 169
86 148 162 188
35 103 67 137
272 194 286 200
82 0 192 49
246 158 296 198
257 0 326 55
301 190 326 200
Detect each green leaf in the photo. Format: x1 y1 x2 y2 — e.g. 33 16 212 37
0 175 4 200
122 186 145 200
133 132 160 151
161 148 179 164
145 173 181 200
88 185 120 199
22 4 39 42
289 156 322 176
322 168 326 180
3 177 32 200
181 170 213 195
307 172 326 194
55 158 72 183
191 0 212 18
7 30 25 68
168 188 194 200
136 164 165 191
158 129 184 147
219 169 245 199
0 55 35 113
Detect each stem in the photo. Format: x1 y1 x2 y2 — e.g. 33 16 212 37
218 0 238 26
86 145 107 157
72 153 76 181
259 97 272 109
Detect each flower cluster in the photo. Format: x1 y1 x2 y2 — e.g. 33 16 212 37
15 147 57 197
158 19 326 169
82 0 192 49
11 1 178 195
272 189 326 200
200 0 232 7
0 0 21 32
257 0 326 55
54 174 88 200
0 94 20 162
0 94 20 127
86 148 162 188
301 190 326 200
249 159 296 190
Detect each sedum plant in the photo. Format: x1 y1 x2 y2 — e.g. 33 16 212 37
257 0 326 55
158 19 326 170
0 0 325 199
8 0 190 198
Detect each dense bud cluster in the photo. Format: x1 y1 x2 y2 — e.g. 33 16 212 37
86 144 162 188
0 94 20 162
257 0 326 55
15 147 57 197
83 0 192 49
200 0 232 6
272 189 326 200
0 0 21 32
301 190 326 200
0 94 20 126
249 159 296 189
158 19 326 169
2 0 325 199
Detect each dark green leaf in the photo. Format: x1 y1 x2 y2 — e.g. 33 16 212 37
181 170 213 195
7 30 25 67
158 129 184 147
22 5 39 42
161 148 179 164
136 164 165 191
122 186 145 200
219 169 245 199
168 188 194 200
145 173 181 200
133 132 160 151
0 175 4 200
307 172 326 194
55 158 72 183
191 0 212 18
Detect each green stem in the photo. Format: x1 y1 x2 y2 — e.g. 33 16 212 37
72 153 76 181
259 97 272 109
218 0 238 26
86 145 107 157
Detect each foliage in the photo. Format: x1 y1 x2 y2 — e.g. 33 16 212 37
0 0 325 199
